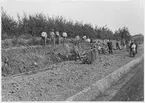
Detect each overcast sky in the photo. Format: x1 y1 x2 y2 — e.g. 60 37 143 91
1 0 144 35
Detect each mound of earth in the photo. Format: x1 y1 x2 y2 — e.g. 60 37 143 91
2 46 58 77
2 43 95 77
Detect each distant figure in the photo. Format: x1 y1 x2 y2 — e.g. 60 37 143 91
75 35 80 45
83 35 87 41
90 38 93 43
129 40 133 57
103 39 106 45
62 32 67 38
129 40 136 57
107 39 113 54
62 32 67 45
116 40 120 50
73 43 81 61
125 39 129 51
97 41 103 54
134 40 138 54
98 45 102 54
50 29 55 47
86 38 91 43
41 31 47 46
76 35 80 41
128 40 131 46
97 41 101 46
131 42 136 57
121 39 126 49
102 43 107 54
55 31 60 44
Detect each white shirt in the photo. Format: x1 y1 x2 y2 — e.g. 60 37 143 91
83 36 87 40
56 31 60 36
132 44 136 51
76 36 80 40
41 32 47 38
98 46 101 50
86 38 91 43
62 32 67 37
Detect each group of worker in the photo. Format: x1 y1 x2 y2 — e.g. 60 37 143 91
41 30 138 60
129 40 138 57
74 35 93 44
96 39 113 55
41 29 68 46
41 29 95 48
115 39 138 57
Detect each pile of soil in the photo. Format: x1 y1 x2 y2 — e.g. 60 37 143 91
2 46 57 77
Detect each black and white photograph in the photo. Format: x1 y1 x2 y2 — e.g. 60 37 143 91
1 0 144 101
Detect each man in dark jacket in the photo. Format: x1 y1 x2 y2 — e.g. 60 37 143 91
129 40 134 57
107 39 113 54
116 40 120 50
55 31 60 45
90 38 93 43
134 40 138 54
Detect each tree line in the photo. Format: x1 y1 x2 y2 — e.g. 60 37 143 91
1 7 132 41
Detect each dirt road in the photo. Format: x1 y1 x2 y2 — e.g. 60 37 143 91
2 44 144 101
110 60 144 101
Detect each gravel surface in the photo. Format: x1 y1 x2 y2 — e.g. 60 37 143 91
2 44 143 101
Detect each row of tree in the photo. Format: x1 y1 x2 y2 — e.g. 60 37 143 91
1 7 132 41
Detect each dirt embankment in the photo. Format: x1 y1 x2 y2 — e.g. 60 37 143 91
2 44 144 101
111 60 144 101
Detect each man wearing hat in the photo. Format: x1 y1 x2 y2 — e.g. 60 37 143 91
86 38 91 43
50 29 56 47
62 32 67 45
134 39 138 54
129 40 137 57
41 31 47 46
83 35 87 41
55 31 60 45
107 39 113 54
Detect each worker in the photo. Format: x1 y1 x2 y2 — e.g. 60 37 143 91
75 35 81 47
50 29 55 47
41 31 47 46
134 40 138 54
75 35 80 41
83 35 87 41
62 32 67 45
55 31 60 45
107 39 113 54
131 42 136 57
116 40 120 50
129 40 137 57
90 38 93 43
86 38 91 43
